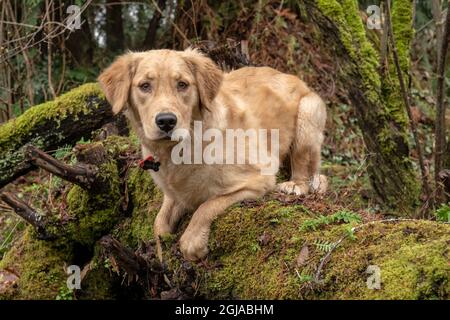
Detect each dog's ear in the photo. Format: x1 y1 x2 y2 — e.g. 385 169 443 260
182 48 223 111
98 53 137 114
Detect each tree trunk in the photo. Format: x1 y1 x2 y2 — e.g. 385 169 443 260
305 0 420 213
443 137 450 198
65 2 95 67
142 0 166 50
105 0 125 52
434 0 450 202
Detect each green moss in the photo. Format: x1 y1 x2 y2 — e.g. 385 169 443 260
77 244 117 300
316 0 380 104
382 0 414 129
200 199 450 299
101 135 134 157
114 168 161 247
0 228 72 300
325 221 449 299
65 162 121 246
391 0 414 73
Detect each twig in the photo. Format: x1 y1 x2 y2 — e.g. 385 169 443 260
99 235 163 284
432 0 444 67
385 0 431 201
0 192 51 239
434 0 450 203
46 0 56 99
25 145 98 190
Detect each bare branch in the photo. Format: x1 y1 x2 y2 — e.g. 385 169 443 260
0 192 51 239
25 145 98 190
99 236 163 285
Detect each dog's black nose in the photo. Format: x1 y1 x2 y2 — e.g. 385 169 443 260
155 113 177 133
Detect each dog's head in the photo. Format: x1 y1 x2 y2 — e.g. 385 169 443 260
98 49 223 141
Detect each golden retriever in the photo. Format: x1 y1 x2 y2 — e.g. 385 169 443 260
98 48 327 261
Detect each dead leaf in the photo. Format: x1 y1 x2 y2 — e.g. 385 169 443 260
0 269 19 295
258 231 271 246
296 244 310 267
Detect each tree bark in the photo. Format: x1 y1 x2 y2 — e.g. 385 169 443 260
65 2 95 67
434 0 450 202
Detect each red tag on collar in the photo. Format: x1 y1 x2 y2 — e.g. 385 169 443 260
138 155 160 171
138 155 155 169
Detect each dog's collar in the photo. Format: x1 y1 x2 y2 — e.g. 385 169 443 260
138 155 161 172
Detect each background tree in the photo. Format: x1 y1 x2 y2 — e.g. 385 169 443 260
105 0 125 53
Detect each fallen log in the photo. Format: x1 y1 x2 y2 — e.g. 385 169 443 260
0 83 115 188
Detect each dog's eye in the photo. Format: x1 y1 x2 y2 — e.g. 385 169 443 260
139 82 152 92
177 81 188 91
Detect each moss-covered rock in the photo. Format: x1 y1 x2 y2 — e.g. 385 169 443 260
111 164 450 300
197 203 450 299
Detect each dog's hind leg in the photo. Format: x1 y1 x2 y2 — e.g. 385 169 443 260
277 91 327 196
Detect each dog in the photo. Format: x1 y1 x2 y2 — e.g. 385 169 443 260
98 48 327 261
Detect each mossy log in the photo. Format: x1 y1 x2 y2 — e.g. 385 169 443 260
0 135 448 300
0 83 118 188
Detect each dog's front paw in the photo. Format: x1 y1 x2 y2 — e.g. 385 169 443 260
179 228 209 261
277 181 309 196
